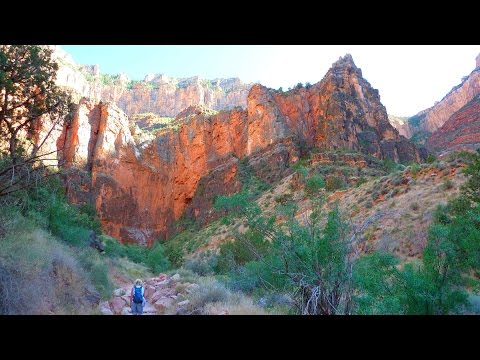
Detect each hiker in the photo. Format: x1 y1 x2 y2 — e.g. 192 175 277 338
130 279 146 315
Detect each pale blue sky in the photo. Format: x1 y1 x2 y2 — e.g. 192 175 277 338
61 45 479 117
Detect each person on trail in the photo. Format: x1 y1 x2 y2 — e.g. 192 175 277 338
130 279 146 315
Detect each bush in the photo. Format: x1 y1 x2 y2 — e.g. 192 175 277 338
442 178 454 191
102 235 126 258
326 176 345 191
184 252 218 276
214 229 271 274
410 202 419 211
164 241 185 268
77 248 114 299
356 177 368 187
426 154 437 164
410 163 421 178
185 278 232 314
123 244 147 264
304 175 326 196
145 242 171 274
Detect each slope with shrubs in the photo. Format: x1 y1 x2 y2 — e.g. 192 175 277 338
163 149 480 314
0 175 173 314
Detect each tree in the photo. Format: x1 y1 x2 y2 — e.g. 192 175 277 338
215 191 378 315
0 45 71 197
354 151 480 314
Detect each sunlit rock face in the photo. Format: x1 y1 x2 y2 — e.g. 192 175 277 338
53 54 419 245
390 53 480 144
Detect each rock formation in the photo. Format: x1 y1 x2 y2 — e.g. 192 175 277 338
52 54 420 245
390 53 480 144
51 46 252 118
427 95 480 154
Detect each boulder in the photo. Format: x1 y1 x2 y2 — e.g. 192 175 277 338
110 297 127 315
154 298 175 313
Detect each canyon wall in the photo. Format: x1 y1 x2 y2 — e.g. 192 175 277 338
390 53 480 148
53 54 419 245
51 46 252 118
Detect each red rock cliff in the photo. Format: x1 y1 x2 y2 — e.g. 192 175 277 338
59 55 419 245
52 47 252 118
427 95 480 154
391 53 480 139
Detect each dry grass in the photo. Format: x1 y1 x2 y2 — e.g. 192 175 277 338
0 215 98 314
178 156 467 263
184 277 270 315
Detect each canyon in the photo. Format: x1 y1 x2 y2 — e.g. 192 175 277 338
44 54 420 245
52 46 252 117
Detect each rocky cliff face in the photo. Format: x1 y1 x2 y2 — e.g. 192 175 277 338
57 54 420 245
246 55 419 163
390 53 480 142
427 95 480 154
51 46 252 118
388 115 412 138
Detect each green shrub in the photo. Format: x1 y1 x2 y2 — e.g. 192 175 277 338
185 278 231 314
426 154 437 164
164 241 185 268
184 251 218 276
442 178 454 191
102 235 126 258
356 177 368 187
410 163 421 178
124 244 147 263
214 229 271 274
326 176 344 191
77 248 114 299
410 202 419 211
304 175 326 196
145 242 171 274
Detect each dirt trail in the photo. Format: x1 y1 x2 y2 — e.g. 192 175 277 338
99 273 198 315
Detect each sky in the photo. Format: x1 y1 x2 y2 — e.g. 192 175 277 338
61 45 479 117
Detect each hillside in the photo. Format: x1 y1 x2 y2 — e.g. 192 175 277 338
2 45 479 315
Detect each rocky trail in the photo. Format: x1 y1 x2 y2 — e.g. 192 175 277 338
98 273 198 315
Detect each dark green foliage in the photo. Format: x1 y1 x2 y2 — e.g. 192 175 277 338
356 176 368 187
236 157 271 198
410 163 421 178
426 154 437 164
145 242 171 274
304 175 326 196
408 114 425 128
381 158 398 173
10 177 101 247
103 235 171 274
0 45 72 197
216 186 355 314
354 149 480 314
461 149 480 204
410 131 431 147
77 249 114 299
215 229 272 274
164 241 185 268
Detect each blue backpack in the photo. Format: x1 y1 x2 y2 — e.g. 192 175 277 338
133 286 143 304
